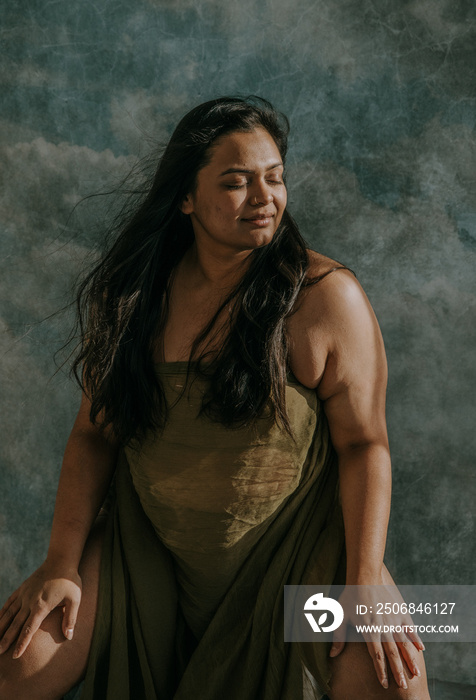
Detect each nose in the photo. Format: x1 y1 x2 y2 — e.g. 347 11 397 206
250 180 274 205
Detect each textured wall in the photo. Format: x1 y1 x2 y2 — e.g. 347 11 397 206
1 0 475 686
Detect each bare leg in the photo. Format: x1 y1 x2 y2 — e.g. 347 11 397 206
327 640 431 700
0 515 106 700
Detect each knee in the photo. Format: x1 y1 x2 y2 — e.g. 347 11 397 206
383 677 430 700
0 609 65 700
328 642 431 700
0 652 34 700
329 677 429 700
329 675 430 700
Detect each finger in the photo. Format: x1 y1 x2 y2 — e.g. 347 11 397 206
12 609 50 660
399 611 425 652
366 640 389 689
404 625 425 651
62 595 81 641
382 637 408 690
0 603 20 637
0 610 29 655
0 594 18 622
395 635 422 679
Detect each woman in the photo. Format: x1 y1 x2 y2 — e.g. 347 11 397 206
0 97 431 699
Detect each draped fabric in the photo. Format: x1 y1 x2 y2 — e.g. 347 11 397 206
79 364 346 699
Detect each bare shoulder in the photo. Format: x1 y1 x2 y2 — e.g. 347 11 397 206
287 250 383 389
291 249 370 338
305 251 374 328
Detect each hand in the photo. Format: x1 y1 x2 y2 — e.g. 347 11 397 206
0 561 82 659
329 579 425 690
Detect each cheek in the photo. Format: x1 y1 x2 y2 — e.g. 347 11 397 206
280 188 288 210
221 192 247 216
275 189 287 222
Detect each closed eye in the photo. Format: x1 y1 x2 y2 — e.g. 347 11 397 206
225 179 283 190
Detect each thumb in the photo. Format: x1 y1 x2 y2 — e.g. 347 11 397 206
63 595 80 641
329 640 345 657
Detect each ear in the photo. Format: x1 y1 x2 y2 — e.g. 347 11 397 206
180 193 194 215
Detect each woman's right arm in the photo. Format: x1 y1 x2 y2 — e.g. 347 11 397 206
0 390 119 659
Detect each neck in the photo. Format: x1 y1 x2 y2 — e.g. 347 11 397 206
181 239 252 289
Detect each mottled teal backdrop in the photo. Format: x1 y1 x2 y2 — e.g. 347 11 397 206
1 0 475 689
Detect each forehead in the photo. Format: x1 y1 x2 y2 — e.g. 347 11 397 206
206 128 282 171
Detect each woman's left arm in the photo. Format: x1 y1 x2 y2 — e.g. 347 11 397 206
293 267 423 687
315 273 391 586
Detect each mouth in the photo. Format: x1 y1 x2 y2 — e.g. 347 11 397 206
242 213 275 226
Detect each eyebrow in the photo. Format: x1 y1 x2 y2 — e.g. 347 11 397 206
218 163 283 176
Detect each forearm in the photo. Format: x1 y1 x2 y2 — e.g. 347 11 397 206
46 427 118 570
0 421 118 658
337 443 391 584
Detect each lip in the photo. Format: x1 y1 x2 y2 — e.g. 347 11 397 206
242 213 275 225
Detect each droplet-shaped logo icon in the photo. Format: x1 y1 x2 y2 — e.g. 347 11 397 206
303 593 344 633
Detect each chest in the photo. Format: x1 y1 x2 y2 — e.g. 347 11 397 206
157 284 328 389
156 285 232 362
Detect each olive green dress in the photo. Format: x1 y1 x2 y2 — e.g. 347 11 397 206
79 362 346 699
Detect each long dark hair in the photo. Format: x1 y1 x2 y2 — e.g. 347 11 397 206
72 96 313 445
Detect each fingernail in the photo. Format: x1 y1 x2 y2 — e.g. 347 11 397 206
400 675 408 689
329 646 338 657
381 677 388 689
12 649 19 660
420 642 426 651
413 665 421 677
65 628 73 640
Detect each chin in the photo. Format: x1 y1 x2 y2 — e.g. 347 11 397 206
246 228 276 249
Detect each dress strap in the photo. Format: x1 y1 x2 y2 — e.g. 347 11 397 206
303 263 355 288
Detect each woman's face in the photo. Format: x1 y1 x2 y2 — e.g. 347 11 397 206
181 127 287 255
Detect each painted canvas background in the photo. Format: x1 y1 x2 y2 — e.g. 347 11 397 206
1 0 475 689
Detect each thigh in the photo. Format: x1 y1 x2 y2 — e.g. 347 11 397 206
0 515 106 700
328 640 431 700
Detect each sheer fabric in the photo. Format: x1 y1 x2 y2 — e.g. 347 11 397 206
79 363 346 699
